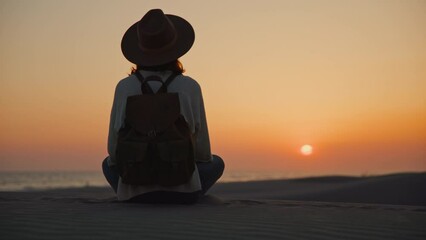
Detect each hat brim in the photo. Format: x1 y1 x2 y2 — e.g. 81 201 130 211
121 14 195 67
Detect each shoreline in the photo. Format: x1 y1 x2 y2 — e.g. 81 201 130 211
2 172 425 206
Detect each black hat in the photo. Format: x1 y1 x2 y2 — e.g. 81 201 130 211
121 9 195 66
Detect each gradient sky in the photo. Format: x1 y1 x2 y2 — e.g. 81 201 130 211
1 0 425 176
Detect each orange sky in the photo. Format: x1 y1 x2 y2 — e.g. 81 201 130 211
0 0 425 176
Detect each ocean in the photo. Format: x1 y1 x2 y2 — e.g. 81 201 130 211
0 171 290 191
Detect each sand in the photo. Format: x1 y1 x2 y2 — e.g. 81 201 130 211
1 172 425 239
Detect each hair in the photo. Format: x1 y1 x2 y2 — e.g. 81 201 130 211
130 59 185 75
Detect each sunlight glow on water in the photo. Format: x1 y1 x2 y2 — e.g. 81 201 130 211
0 172 107 191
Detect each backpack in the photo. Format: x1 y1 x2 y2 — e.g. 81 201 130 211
116 72 195 186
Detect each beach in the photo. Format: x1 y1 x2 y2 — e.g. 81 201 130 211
1 172 425 239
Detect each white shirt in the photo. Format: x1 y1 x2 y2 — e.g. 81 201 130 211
107 70 212 200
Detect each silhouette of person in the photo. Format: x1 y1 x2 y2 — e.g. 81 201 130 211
102 9 224 203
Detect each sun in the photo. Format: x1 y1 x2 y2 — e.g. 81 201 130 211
300 144 313 156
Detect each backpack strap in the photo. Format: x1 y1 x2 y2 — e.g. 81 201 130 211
157 72 179 93
134 71 179 94
134 71 154 94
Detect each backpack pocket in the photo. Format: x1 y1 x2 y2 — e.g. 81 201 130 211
116 141 154 185
156 139 195 186
116 141 148 164
157 139 190 163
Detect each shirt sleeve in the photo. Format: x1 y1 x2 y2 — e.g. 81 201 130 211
107 82 125 166
193 85 213 163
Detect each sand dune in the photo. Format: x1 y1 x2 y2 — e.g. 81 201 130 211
212 172 426 206
1 172 425 239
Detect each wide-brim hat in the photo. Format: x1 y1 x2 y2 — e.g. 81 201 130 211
121 9 195 67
